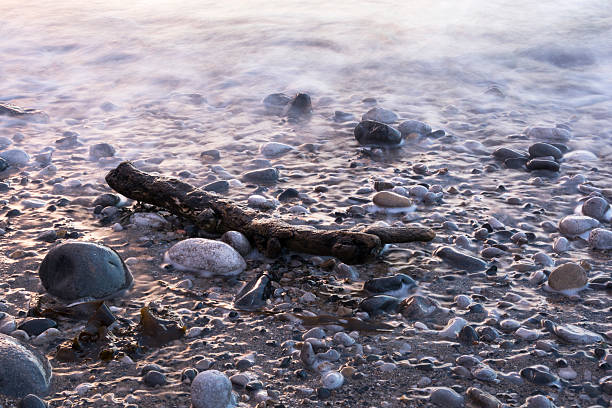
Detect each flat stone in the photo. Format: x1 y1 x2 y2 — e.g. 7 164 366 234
0 333 52 397
39 241 133 301
165 238 246 277
433 246 487 272
548 263 587 291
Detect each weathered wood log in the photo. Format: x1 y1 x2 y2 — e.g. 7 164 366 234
105 162 435 264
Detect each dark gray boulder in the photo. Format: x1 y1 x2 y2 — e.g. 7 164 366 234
0 333 52 397
38 241 133 301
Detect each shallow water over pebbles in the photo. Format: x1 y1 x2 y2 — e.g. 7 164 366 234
0 1 611 407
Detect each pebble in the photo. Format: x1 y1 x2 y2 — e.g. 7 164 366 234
333 332 355 347
525 126 571 142
372 191 412 208
558 366 577 380
0 149 30 167
17 318 57 337
466 387 502 408
588 228 612 250
362 107 398 123
247 194 278 210
38 241 133 301
130 212 168 229
320 371 344 390
558 215 599 237
354 120 402 146
533 252 554 266
520 395 557 408
493 147 527 161
455 295 472 309
547 263 587 291
552 236 570 253
204 180 230 193
363 274 416 297
472 365 497 382
89 143 116 159
191 370 235 408
164 238 246 277
526 159 560 172
551 323 603 344
399 295 440 319
581 196 611 221
220 231 251 256
263 93 291 113
529 142 562 159
429 387 464 408
481 247 505 259
433 246 487 272
242 168 279 184
260 142 294 158
143 370 167 387
398 120 432 136
515 327 540 341
284 93 312 117
438 317 468 339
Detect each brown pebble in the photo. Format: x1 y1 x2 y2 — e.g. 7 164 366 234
548 263 587 291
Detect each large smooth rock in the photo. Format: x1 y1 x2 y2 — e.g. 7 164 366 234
547 263 587 291
165 238 246 277
39 241 133 301
558 215 599 237
0 333 52 397
191 370 235 408
354 120 402 146
433 246 487 272
372 191 413 208
0 149 30 167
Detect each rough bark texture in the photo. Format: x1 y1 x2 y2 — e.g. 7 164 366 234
105 162 435 264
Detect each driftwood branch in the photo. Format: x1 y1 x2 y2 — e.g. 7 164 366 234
105 162 435 264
